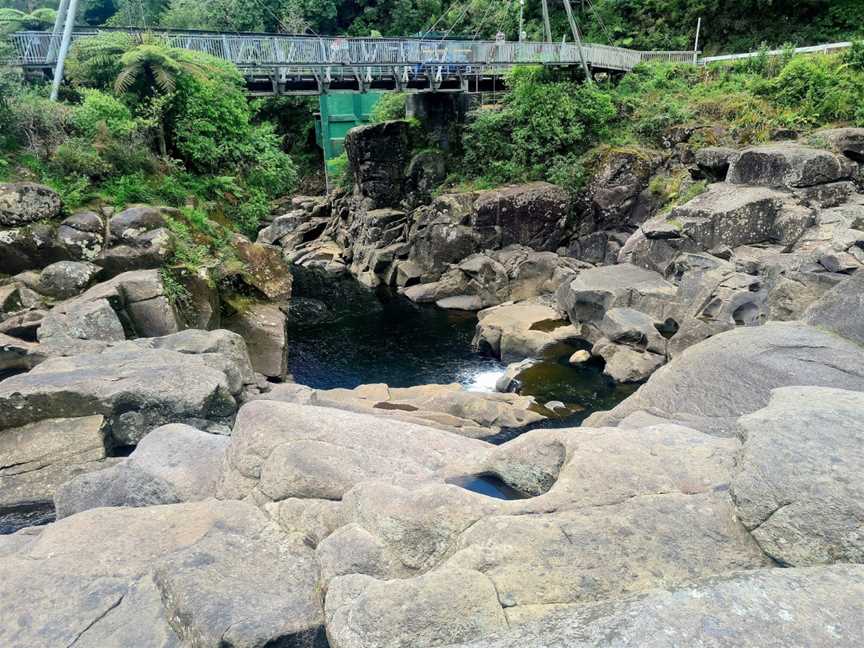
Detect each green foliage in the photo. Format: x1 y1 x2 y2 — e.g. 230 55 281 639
66 32 136 89
844 40 864 72
71 88 138 138
371 93 407 122
463 67 615 185
326 152 351 190
52 138 111 178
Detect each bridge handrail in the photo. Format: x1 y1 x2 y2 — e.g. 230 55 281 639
7 29 694 71
699 41 853 64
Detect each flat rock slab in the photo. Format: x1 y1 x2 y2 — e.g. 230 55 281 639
587 322 864 436
0 415 109 513
732 386 864 566
449 565 864 647
0 500 324 647
443 492 770 614
0 346 238 445
556 263 676 325
325 568 508 648
727 144 855 187
474 300 577 362
219 401 491 502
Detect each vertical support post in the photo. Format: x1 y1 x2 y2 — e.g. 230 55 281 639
541 0 552 42
50 0 78 101
47 0 70 62
562 0 592 84
693 17 702 64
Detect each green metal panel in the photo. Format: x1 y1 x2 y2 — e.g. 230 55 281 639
316 93 384 163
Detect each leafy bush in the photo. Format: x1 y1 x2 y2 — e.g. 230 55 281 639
371 93 407 122
844 40 864 72
463 67 615 184
66 32 135 89
52 138 111 179
5 91 73 156
72 89 138 138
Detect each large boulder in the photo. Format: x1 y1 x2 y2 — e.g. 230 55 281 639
0 415 109 524
474 300 578 361
470 182 569 251
802 269 864 344
55 423 229 518
443 492 770 614
56 211 104 261
0 222 71 275
0 344 240 445
0 500 324 647
232 237 294 302
218 401 489 503
37 298 126 355
582 147 657 229
556 263 676 328
345 120 412 209
36 260 101 299
623 183 812 273
813 127 864 163
0 183 62 227
727 144 856 188
732 387 864 566
223 302 288 380
449 566 864 647
587 322 864 436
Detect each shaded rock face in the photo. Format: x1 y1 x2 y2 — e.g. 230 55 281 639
0 183 62 227
223 302 288 380
345 120 411 209
0 501 325 647
727 144 856 188
583 148 658 230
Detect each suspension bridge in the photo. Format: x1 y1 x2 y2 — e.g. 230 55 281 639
10 29 698 95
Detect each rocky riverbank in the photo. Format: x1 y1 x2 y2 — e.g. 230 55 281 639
1 127 863 647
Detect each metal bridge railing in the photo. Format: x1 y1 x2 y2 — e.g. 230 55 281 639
8 30 695 74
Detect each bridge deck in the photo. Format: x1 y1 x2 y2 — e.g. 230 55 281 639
10 30 695 94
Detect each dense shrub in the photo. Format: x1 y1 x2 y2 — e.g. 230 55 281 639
371 92 407 122
52 138 111 178
72 88 138 138
463 67 615 184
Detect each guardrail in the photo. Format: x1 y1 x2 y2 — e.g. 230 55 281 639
8 30 694 73
699 41 853 64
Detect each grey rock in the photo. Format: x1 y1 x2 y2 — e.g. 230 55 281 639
727 144 855 188
36 261 101 299
813 127 864 162
55 423 229 518
108 206 168 243
223 302 288 379
325 569 508 648
345 120 412 208
556 263 676 326
0 332 46 374
474 301 577 362
0 222 71 275
0 346 238 445
0 183 62 226
218 401 489 502
96 227 171 275
731 387 864 566
694 146 736 181
444 492 770 611
37 298 126 354
449 565 864 648
0 500 323 648
0 415 108 513
587 322 864 436
802 270 864 344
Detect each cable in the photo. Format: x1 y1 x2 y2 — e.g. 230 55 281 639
438 0 473 41
420 0 466 40
585 0 612 44
471 0 497 41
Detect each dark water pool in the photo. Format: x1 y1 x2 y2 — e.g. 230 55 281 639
289 293 507 390
0 503 55 535
446 474 530 500
288 292 634 425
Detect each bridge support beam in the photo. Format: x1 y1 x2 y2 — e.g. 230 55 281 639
50 0 78 101
406 93 469 151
